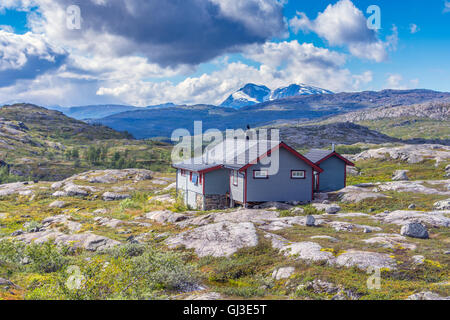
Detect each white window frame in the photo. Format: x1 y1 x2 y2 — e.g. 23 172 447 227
291 170 306 179
233 170 238 186
253 170 269 179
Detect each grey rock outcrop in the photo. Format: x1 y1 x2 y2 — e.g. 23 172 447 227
335 250 396 271
434 199 450 210
272 267 295 280
102 192 131 201
392 170 409 181
166 222 258 257
400 223 429 239
281 242 335 263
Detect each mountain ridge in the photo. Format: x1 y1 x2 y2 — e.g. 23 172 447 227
220 83 333 109
92 89 450 139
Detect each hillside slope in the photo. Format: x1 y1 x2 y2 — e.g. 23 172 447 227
0 104 171 181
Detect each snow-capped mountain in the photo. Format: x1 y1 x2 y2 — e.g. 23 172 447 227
270 84 333 100
220 83 271 109
220 83 333 109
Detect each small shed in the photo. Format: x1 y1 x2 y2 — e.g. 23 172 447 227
305 148 355 192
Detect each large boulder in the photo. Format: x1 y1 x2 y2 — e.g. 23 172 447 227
407 292 450 300
145 210 188 224
434 199 450 210
15 230 120 251
362 234 417 250
338 185 388 203
313 203 341 214
400 223 429 239
335 250 396 271
64 184 89 197
166 222 258 257
49 200 67 208
102 192 131 201
281 242 335 263
374 210 450 228
392 170 409 181
272 267 295 280
0 181 34 197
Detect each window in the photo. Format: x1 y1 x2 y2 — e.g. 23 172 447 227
291 170 306 179
192 173 199 185
233 170 238 186
253 170 269 179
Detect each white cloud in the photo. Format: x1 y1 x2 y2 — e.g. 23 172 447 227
444 1 450 13
0 25 14 33
289 0 397 62
385 74 419 90
0 0 375 107
97 41 373 106
409 24 420 34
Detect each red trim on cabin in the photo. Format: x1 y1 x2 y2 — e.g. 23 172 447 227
290 170 306 179
198 165 223 174
344 165 347 188
315 152 355 167
189 171 192 181
239 142 323 173
253 170 269 179
244 169 248 206
202 173 205 195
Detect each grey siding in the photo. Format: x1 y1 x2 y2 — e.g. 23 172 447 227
229 169 245 203
204 168 229 195
246 148 313 203
318 156 346 192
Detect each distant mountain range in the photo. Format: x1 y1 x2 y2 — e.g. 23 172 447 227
86 89 450 139
219 83 333 109
47 103 180 120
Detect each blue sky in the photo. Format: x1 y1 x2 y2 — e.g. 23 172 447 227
0 0 449 107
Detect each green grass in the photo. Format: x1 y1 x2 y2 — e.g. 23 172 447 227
348 159 449 185
357 118 450 140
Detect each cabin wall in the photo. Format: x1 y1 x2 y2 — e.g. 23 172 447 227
176 169 204 209
317 156 346 192
229 169 245 203
246 148 313 203
204 168 229 195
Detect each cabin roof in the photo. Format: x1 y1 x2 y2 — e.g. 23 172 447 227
173 139 323 173
305 149 355 166
304 149 333 163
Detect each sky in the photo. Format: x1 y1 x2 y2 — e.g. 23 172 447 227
0 0 449 107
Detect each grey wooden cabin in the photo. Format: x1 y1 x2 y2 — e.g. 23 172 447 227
305 148 355 193
173 139 324 210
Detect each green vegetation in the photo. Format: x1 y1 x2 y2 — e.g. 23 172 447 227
0 104 173 181
347 159 450 185
357 118 450 141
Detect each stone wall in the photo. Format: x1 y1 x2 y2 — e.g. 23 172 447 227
203 194 228 211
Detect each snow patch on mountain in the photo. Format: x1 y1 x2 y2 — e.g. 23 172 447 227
220 83 333 109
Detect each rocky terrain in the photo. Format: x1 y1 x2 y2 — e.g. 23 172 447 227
0 145 448 300
272 122 399 149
